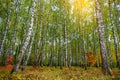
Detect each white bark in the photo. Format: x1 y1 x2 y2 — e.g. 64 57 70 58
22 32 35 70
96 0 112 75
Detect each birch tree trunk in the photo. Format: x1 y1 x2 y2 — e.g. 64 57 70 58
11 0 36 73
10 0 22 55
108 0 120 68
112 0 120 68
112 27 120 68
22 31 35 70
95 0 112 75
39 40 45 66
0 3 11 55
113 0 120 40
60 37 63 69
22 11 38 70
82 32 87 70
64 19 68 67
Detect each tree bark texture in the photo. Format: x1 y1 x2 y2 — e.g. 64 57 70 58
95 0 112 75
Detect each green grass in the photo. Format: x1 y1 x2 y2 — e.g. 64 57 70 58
0 66 113 80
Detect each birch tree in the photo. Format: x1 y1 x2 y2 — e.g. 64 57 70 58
108 0 120 68
22 28 36 70
95 0 112 75
11 0 36 73
0 1 11 55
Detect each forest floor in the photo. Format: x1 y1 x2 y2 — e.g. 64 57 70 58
0 66 120 80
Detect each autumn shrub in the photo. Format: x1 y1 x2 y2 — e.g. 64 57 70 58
5 64 13 69
6 54 13 65
86 52 96 66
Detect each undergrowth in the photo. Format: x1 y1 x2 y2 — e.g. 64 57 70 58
0 66 113 80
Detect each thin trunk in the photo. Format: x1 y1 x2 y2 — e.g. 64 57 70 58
68 43 72 67
113 0 120 39
112 27 120 68
50 37 54 66
75 40 78 66
104 19 113 68
59 1 63 69
10 0 22 55
60 37 63 69
39 42 44 66
37 23 44 66
0 3 11 55
62 0 68 67
65 22 68 67
82 34 87 70
113 1 120 67
105 27 113 68
93 30 99 67
108 0 120 68
95 0 112 75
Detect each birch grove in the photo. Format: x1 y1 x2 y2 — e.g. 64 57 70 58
0 0 120 76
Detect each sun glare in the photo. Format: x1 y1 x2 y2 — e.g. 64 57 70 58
71 0 95 22
73 0 95 11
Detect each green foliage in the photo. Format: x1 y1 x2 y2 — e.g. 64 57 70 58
0 0 10 18
116 76 120 80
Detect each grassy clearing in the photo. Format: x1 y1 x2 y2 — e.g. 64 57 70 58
0 66 118 80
